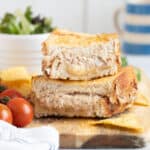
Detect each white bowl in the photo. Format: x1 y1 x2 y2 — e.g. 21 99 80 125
0 33 49 74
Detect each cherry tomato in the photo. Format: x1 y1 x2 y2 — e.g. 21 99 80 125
0 89 23 99
7 98 33 127
0 104 13 124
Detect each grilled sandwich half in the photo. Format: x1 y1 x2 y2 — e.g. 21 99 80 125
31 67 137 118
42 29 121 80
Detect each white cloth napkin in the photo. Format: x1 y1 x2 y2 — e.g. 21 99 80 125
0 120 59 150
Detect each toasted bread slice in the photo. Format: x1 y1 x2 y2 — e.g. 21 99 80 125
31 67 137 118
42 29 121 80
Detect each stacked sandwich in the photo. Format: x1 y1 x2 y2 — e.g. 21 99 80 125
31 29 138 118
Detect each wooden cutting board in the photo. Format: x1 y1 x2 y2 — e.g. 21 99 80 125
28 71 150 149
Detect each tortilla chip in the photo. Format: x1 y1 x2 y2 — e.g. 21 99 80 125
0 67 31 97
0 67 31 82
134 94 150 107
90 114 143 132
3 81 31 97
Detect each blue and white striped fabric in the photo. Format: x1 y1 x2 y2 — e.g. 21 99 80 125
123 1 150 54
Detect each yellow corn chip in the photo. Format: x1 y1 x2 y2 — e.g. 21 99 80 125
134 94 150 107
3 81 31 97
90 114 144 132
0 67 31 82
0 67 32 97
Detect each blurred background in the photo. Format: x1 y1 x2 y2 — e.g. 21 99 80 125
0 0 123 33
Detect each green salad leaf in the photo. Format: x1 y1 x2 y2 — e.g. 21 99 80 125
0 6 54 34
0 13 21 34
25 6 32 22
121 56 128 67
15 9 34 34
134 68 141 82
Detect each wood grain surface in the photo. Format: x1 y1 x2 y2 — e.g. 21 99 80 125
28 71 150 148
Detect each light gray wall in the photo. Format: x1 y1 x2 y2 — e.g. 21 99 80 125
0 0 124 33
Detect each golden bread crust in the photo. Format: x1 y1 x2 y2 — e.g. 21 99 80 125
42 29 119 47
31 67 137 118
41 29 120 80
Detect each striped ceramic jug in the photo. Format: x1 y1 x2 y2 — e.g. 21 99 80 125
114 0 150 54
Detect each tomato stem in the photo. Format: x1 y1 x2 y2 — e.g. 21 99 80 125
0 85 7 93
0 96 10 104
